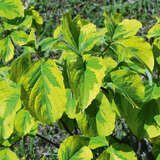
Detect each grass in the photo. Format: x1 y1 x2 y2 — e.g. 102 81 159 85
29 0 160 38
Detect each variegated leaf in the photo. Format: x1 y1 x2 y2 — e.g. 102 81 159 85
0 148 19 160
0 36 14 63
21 59 66 124
67 55 106 111
9 52 31 83
116 36 154 71
111 69 145 107
76 92 116 137
112 19 142 40
88 136 109 150
79 23 103 53
11 31 29 46
0 0 24 19
58 136 92 160
0 79 21 140
14 109 37 137
97 143 137 160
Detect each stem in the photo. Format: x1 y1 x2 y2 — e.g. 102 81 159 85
74 128 79 135
136 141 141 157
36 133 59 148
60 119 73 136
158 67 160 85
9 133 59 149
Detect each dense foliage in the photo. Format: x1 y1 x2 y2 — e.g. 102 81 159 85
1 0 160 159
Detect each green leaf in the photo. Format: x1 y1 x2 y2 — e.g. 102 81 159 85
3 9 41 30
125 59 146 74
111 13 122 25
58 136 92 160
103 57 117 75
97 143 137 160
79 23 103 54
65 89 77 119
14 109 37 137
143 83 160 103
39 38 58 51
0 148 19 160
76 92 116 137
0 79 21 140
3 16 32 30
111 69 145 107
32 9 43 25
116 36 154 71
152 37 160 66
96 93 116 136
9 52 31 83
21 59 66 124
154 115 160 126
112 19 142 40
11 30 29 46
114 91 160 139
103 12 115 36
156 154 160 160
0 36 14 63
143 100 160 139
62 13 78 48
23 46 36 55
57 14 91 53
62 13 82 51
4 7 42 30
59 50 77 63
27 29 36 44
70 146 92 160
73 14 90 28
147 24 160 38
0 66 9 78
88 136 109 150
67 55 106 111
40 155 46 160
19 15 33 29
53 25 62 38
0 0 24 19
155 16 160 23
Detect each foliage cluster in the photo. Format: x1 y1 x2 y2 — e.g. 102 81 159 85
1 0 160 160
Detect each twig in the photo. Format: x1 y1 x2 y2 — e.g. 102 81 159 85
36 133 59 148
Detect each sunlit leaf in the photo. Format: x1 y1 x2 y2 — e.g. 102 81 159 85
58 136 92 160
21 59 66 124
0 79 21 140
76 92 116 136
0 0 24 19
0 148 19 160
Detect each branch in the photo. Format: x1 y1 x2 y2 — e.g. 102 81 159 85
36 133 59 148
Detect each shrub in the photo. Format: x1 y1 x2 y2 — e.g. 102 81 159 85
1 0 160 159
